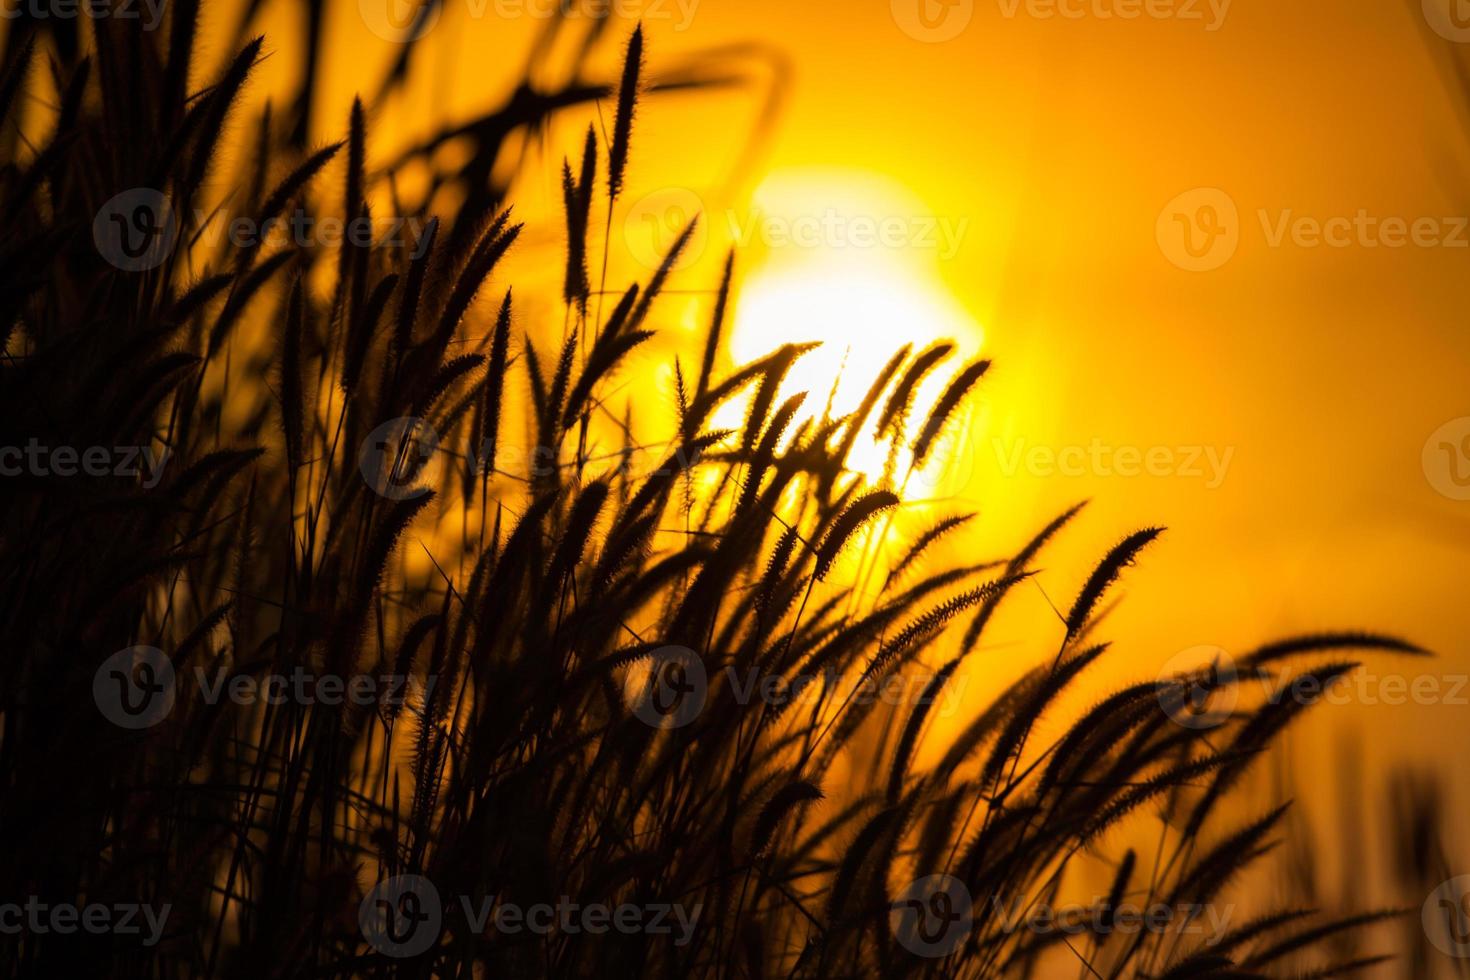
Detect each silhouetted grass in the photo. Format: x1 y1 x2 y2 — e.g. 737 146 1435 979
0 7 1435 978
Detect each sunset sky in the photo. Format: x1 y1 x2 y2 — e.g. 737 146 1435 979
226 0 1470 881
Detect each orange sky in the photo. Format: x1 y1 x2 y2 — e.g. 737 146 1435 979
231 0 1470 886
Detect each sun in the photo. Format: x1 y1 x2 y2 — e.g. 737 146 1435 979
720 170 985 493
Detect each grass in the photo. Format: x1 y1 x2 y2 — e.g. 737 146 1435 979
0 6 1442 977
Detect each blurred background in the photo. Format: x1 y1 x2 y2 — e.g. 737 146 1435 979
25 0 1470 963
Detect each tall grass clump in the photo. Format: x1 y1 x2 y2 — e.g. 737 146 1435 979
0 6 1437 977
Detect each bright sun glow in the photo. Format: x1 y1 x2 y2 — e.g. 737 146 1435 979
721 170 985 494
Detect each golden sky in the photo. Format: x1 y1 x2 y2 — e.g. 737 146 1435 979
234 0 1470 848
